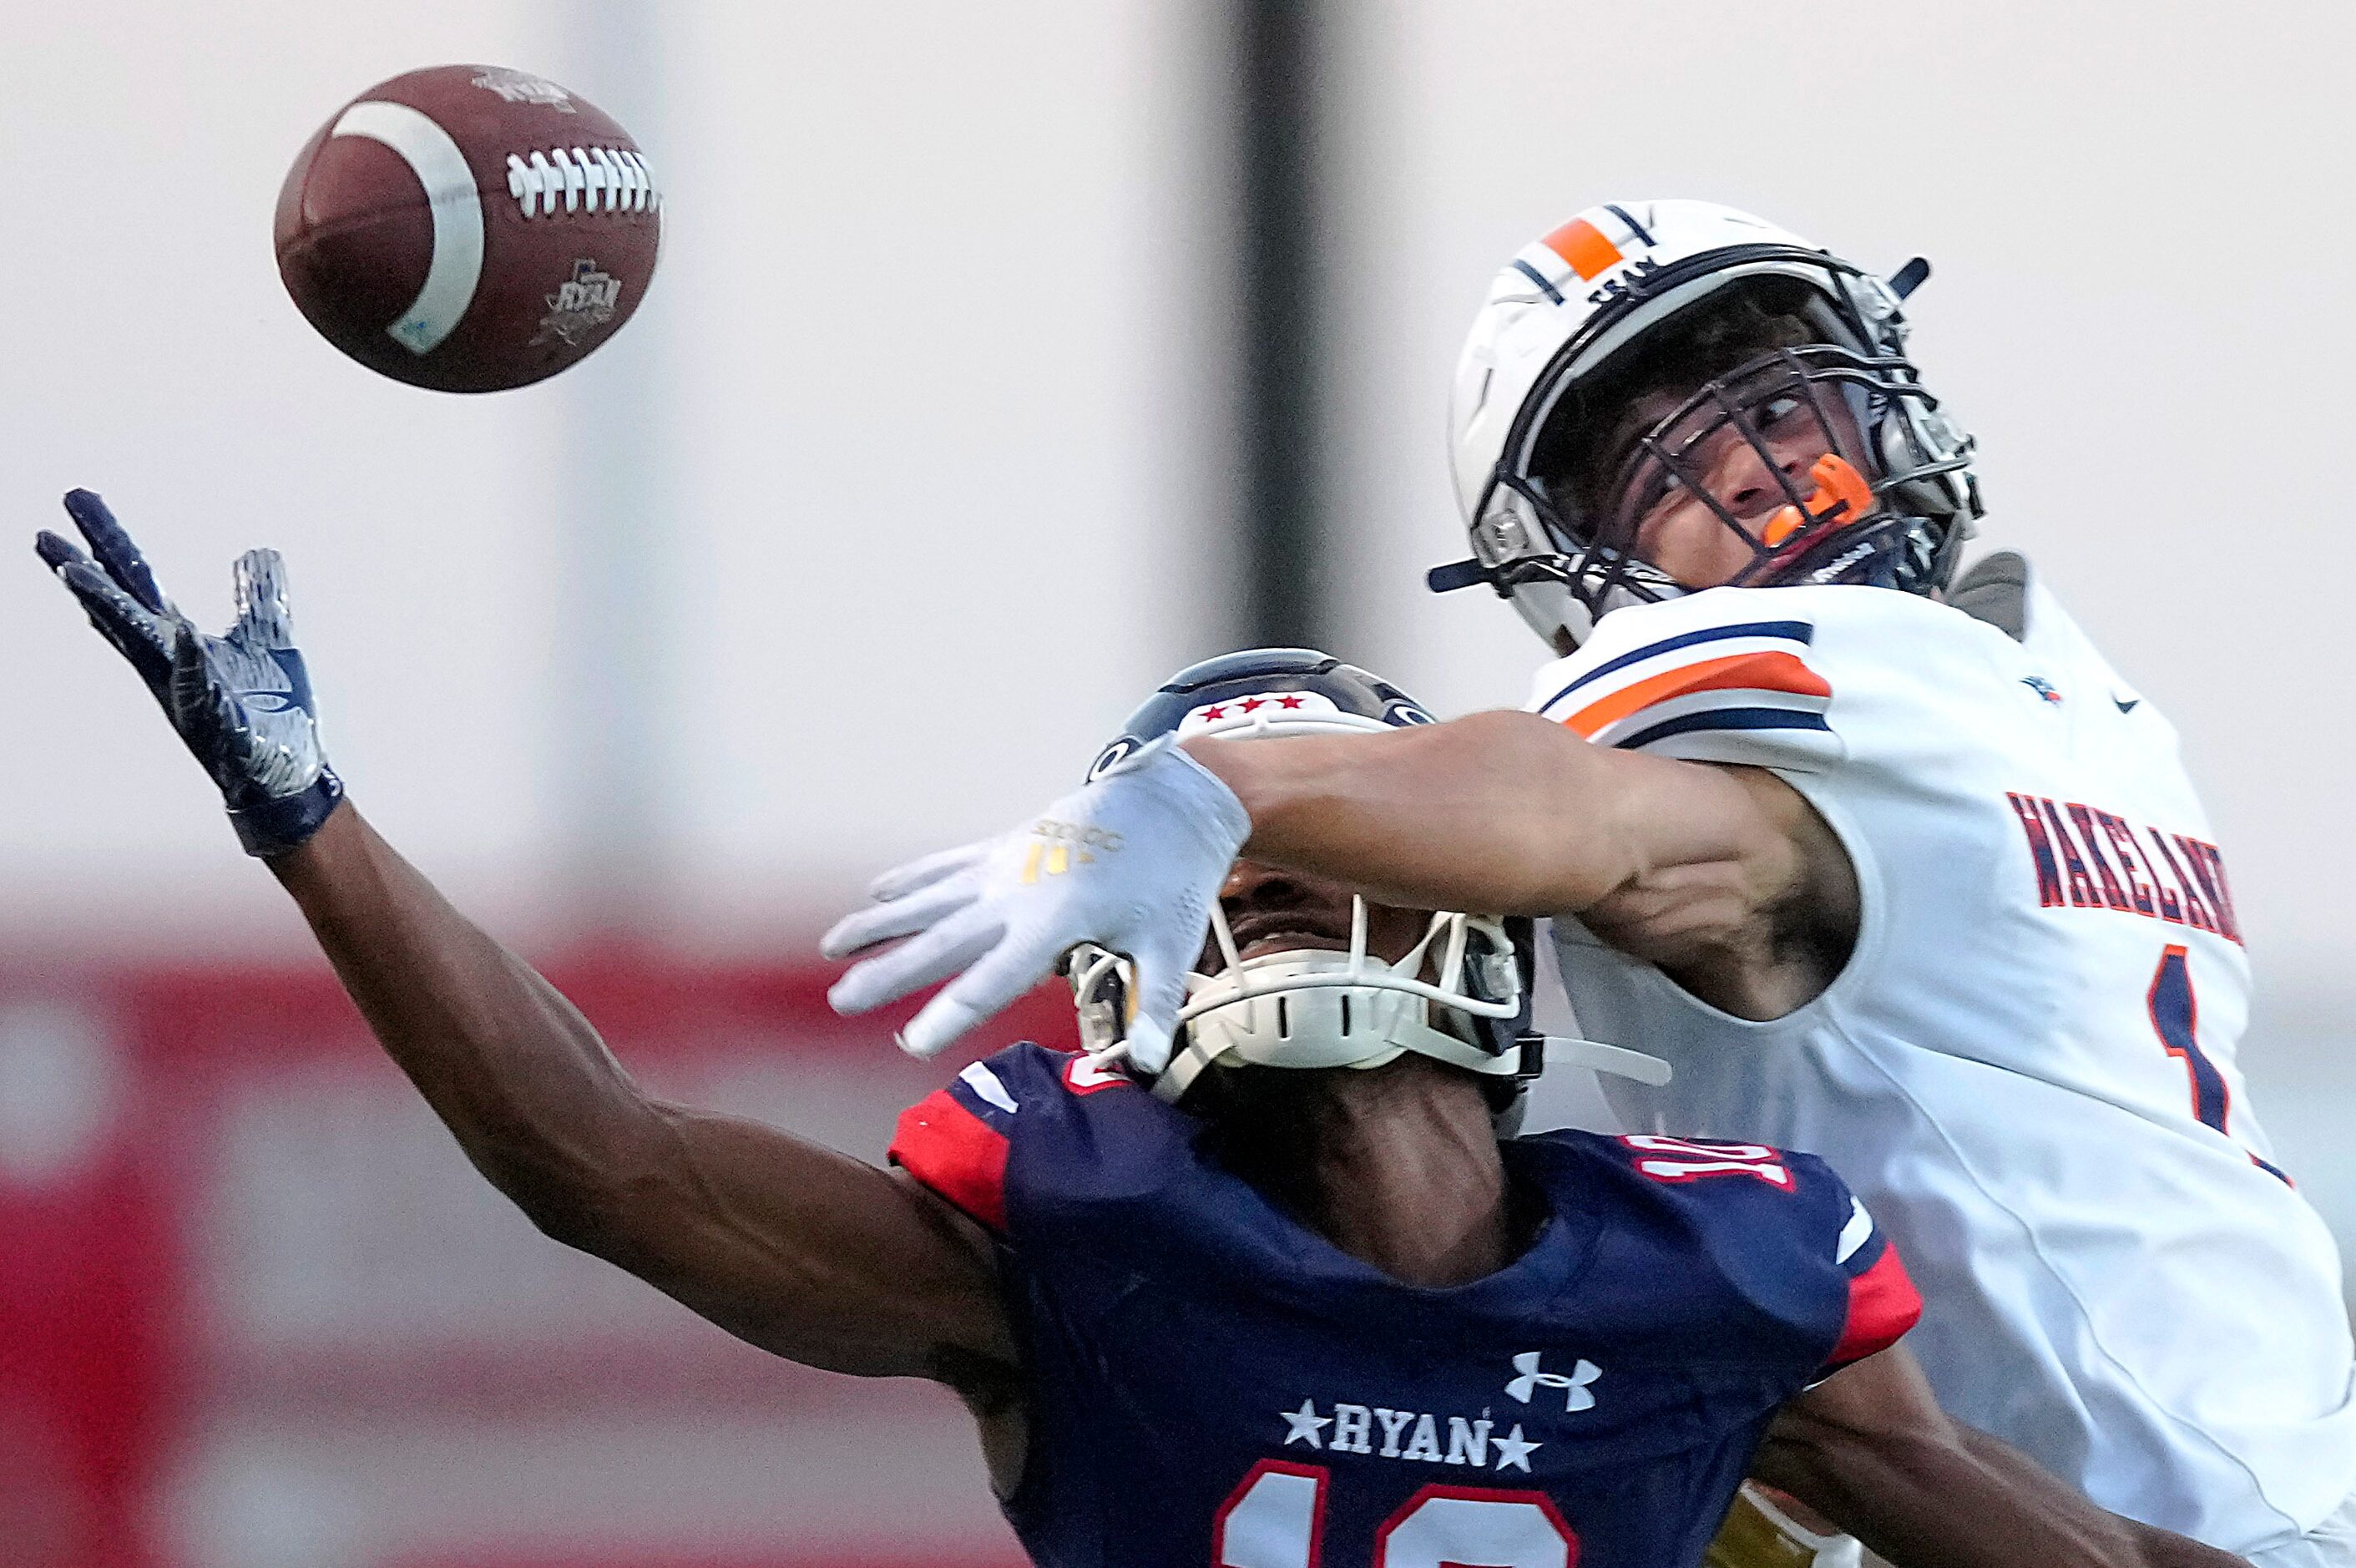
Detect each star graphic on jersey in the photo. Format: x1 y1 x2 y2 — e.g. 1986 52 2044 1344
1492 1423 1541 1473
1279 1398 1331 1449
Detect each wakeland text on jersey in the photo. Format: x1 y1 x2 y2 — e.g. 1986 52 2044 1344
2004 792 2242 944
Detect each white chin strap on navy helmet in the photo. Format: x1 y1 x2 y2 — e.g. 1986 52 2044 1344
1064 649 1668 1127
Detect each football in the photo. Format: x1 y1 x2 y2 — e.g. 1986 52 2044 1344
274 64 662 392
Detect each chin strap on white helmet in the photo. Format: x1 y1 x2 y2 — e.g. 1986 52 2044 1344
1162 897 1519 1102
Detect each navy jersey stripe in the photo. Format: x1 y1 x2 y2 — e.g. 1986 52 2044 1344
1511 257 1565 306
1537 620 1817 713
1604 203 1656 246
1618 706 1833 751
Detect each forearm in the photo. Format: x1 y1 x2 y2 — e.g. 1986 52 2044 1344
1183 710 1681 915
269 802 1017 1385
1951 1427 2248 1568
1756 1398 2247 1568
1761 1429 2116 1568
268 801 662 1241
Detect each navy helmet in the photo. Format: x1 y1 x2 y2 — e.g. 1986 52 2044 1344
1086 648 1437 783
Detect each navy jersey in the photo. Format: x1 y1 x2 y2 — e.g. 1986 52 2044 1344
892 1044 1920 1568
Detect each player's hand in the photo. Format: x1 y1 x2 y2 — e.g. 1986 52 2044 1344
822 739 1251 1066
36 489 343 857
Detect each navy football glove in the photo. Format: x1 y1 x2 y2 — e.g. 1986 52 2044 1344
36 489 343 857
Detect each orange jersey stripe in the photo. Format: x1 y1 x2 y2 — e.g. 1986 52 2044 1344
1560 650 1832 740
1542 217 1623 281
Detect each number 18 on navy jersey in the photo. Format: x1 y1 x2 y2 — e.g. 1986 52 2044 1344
892 1044 1921 1568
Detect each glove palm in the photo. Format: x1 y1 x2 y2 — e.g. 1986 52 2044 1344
37 490 341 856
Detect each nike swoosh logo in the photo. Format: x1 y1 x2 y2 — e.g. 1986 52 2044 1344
2114 695 2140 713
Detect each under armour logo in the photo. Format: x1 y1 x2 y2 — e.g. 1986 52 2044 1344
237 648 317 716
1505 1352 1600 1412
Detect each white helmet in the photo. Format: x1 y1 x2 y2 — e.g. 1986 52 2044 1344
1067 650 1668 1124
1433 199 1980 650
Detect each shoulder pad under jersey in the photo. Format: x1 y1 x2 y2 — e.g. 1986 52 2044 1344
1595 1132 1924 1378
888 1042 1148 1232
1524 584 2004 774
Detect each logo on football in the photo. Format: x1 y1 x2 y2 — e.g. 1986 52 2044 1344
274 63 663 393
534 260 624 346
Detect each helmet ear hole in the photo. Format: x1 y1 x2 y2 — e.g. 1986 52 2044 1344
1878 403 1915 476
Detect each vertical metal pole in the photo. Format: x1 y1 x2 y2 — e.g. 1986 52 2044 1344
551 0 668 936
1233 0 1327 652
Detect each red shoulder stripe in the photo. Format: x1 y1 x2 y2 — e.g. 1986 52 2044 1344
1823 1242 1923 1372
889 1089 1010 1232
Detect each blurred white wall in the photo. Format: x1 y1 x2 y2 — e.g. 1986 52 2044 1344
7 2 558 949
2 0 1226 954
655 2 1231 946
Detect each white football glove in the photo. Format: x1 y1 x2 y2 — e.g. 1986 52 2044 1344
822 738 1251 1066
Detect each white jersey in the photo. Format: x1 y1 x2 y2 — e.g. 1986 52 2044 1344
1525 566 2356 1555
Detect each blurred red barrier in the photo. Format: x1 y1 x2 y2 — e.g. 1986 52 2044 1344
0 953 1074 1568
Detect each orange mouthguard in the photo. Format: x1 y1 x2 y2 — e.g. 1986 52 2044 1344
1762 454 1873 548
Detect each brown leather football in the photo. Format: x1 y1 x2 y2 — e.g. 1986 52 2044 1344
275 64 662 392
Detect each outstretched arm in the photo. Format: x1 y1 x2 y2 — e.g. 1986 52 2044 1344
827 705 1853 1061
270 805 1015 1394
1184 710 1813 918
1754 1346 2247 1568
34 494 1017 1411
